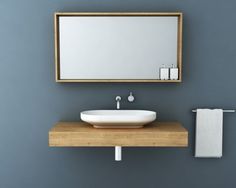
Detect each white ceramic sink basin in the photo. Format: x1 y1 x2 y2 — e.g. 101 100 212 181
80 110 156 128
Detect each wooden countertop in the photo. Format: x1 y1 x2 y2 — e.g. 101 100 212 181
49 122 188 147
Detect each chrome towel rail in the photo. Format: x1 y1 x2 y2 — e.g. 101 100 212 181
192 109 235 113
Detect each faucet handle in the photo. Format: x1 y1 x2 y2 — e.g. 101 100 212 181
115 96 121 101
128 92 135 102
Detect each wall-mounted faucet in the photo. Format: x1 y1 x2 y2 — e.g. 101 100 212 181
115 96 121 109
116 92 135 110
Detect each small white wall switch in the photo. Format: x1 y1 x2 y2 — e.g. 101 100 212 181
170 67 179 80
160 68 169 80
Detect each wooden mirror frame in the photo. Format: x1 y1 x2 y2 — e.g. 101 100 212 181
54 12 183 83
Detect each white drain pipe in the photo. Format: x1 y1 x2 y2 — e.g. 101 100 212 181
115 146 122 161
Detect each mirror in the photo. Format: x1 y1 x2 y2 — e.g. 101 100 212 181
55 12 183 82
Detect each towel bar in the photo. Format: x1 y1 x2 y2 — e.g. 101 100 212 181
192 110 235 113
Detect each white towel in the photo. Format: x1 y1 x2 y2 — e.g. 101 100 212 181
195 109 223 158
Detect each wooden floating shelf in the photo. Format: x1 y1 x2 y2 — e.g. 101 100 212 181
49 122 188 147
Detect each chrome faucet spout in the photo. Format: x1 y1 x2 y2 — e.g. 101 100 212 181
115 96 121 110
117 101 120 109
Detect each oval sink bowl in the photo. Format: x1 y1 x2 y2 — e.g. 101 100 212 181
81 110 156 128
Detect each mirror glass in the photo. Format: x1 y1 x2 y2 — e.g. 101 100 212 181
56 13 182 82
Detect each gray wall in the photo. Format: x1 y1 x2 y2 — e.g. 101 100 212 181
1 0 236 187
